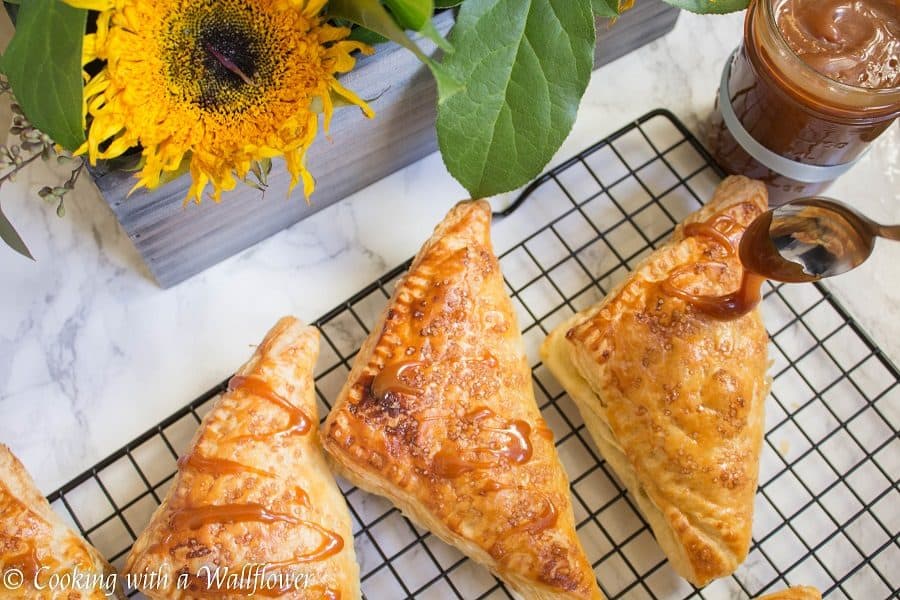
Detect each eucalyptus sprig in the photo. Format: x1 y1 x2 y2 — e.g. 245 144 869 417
0 76 85 260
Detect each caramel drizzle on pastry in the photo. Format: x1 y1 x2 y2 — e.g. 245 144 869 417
371 360 425 399
0 487 94 583
661 206 766 320
225 375 313 441
4 540 41 579
150 502 344 566
432 407 534 478
146 377 342 570
178 453 274 478
479 482 560 558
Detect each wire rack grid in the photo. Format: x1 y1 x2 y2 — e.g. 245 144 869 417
44 109 899 600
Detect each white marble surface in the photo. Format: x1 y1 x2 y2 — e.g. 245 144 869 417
1 12 898 493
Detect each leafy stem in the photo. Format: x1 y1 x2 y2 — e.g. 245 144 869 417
0 149 42 186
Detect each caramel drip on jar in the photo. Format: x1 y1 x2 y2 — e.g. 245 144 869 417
432 407 534 478
227 375 312 439
371 360 424 400
661 208 766 321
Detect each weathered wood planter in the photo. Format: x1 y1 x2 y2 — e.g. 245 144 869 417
92 4 680 287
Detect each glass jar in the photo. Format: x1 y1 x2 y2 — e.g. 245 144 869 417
708 0 900 204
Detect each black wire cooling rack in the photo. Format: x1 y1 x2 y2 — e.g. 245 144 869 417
46 109 899 599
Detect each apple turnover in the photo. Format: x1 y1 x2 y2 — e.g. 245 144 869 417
0 444 123 599
125 318 359 599
322 200 602 599
541 176 770 586
757 586 822 600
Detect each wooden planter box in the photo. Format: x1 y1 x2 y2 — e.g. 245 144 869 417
92 3 679 287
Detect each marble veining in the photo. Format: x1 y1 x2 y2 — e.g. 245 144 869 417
0 12 897 493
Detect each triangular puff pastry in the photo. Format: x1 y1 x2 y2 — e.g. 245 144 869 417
541 176 770 586
322 201 602 599
1 445 123 599
125 317 359 599
758 587 821 600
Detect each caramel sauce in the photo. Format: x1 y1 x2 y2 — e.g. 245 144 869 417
266 521 345 564
518 497 559 536
739 209 822 282
371 360 424 400
432 451 495 478
227 375 312 439
431 408 534 478
466 408 533 464
682 221 737 256
178 453 274 478
708 0 900 202
177 454 310 508
487 492 559 559
480 484 558 535
143 379 340 568
664 270 767 321
536 426 555 442
6 542 41 579
171 503 300 530
776 0 900 89
156 503 343 567
661 209 767 320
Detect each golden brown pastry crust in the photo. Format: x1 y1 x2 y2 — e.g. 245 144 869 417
0 445 123 599
757 586 822 600
125 318 360 599
322 201 602 600
541 176 770 587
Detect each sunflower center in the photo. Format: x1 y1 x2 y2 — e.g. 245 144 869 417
161 0 280 113
200 22 258 87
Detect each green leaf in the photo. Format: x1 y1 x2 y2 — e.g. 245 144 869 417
0 201 33 260
0 0 86 151
348 26 390 45
660 0 749 14
419 18 453 52
436 0 595 197
591 0 620 17
329 0 460 98
329 0 426 56
434 0 463 6
384 0 433 31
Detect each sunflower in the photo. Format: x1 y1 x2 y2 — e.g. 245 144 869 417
65 0 374 203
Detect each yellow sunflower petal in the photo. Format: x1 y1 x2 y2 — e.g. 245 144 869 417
80 0 372 203
63 0 115 9
329 79 375 119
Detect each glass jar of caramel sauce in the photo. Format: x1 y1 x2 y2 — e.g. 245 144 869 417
708 0 900 204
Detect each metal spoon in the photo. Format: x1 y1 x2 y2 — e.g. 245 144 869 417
738 197 900 283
